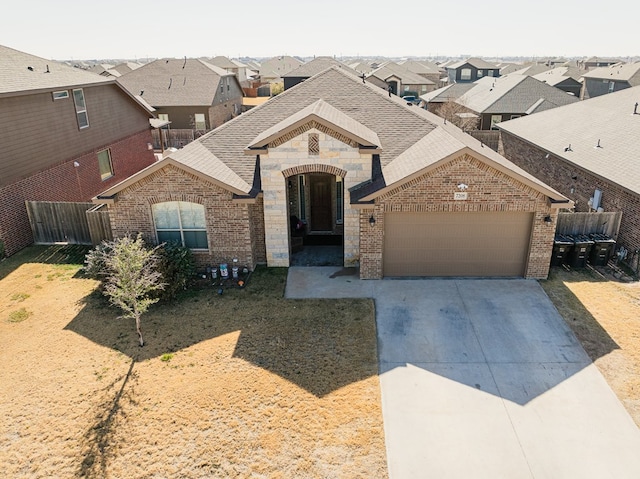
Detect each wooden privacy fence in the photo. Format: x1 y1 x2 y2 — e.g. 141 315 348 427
26 201 112 246
467 130 500 151
556 211 622 238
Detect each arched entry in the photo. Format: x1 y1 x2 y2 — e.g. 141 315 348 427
283 164 347 266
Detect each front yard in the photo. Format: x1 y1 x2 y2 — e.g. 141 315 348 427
0 246 387 479
541 266 640 427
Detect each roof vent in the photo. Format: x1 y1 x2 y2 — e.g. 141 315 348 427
27 66 34 71
634 102 638 115
564 144 573 152
595 139 602 149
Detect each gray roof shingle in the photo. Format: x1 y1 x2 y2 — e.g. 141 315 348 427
282 56 358 78
498 85 640 195
582 63 640 83
0 44 111 96
116 58 234 107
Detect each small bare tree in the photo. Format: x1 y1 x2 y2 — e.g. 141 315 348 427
85 234 166 346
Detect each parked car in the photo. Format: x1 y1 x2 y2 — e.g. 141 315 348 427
401 95 420 105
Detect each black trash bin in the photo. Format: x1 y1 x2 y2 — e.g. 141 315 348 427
567 234 594 268
551 234 574 266
588 233 616 266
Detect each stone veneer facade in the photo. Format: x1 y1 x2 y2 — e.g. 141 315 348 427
260 124 372 267
358 154 558 279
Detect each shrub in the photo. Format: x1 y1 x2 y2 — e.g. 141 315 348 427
154 241 195 301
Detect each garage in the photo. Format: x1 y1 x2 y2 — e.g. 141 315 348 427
383 211 534 277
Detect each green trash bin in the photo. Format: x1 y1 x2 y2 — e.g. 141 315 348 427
551 234 574 266
567 234 594 268
588 234 616 266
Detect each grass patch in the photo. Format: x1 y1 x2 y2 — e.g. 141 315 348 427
160 353 174 362
10 292 30 302
8 308 31 323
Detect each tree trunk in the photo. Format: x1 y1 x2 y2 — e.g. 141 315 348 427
135 314 144 347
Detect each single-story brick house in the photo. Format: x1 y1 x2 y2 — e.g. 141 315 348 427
498 86 640 268
94 67 571 279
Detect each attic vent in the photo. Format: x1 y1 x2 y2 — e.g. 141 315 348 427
308 133 319 156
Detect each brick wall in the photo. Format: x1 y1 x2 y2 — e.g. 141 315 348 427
107 164 261 270
500 131 640 259
0 129 155 257
358 153 556 279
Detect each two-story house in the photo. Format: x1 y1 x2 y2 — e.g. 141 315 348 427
446 58 500 83
0 44 156 257
580 62 640 99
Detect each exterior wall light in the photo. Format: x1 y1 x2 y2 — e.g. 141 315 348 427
369 215 376 226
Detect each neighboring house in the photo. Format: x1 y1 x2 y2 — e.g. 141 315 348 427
116 58 244 131
0 44 156 257
583 57 622 69
90 62 143 78
282 56 359 90
580 62 640 99
94 66 570 280
510 64 553 77
421 74 579 130
532 67 583 97
257 56 304 83
498 86 640 265
366 61 436 96
398 60 442 86
446 57 500 83
209 56 251 83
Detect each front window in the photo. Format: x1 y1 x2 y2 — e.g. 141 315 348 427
477 69 484 78
73 88 89 129
152 201 208 249
490 115 502 130
461 68 472 80
608 81 615 93
97 149 114 180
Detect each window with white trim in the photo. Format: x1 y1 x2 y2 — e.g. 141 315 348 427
461 68 472 80
72 88 89 129
52 90 69 100
608 81 615 93
152 201 208 249
477 69 484 78
97 149 114 180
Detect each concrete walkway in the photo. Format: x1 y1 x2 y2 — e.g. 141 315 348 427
286 266 640 479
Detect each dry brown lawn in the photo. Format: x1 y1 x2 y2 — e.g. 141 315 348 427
0 246 387 479
541 266 640 427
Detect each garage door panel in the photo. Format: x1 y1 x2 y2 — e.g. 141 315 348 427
383 212 533 277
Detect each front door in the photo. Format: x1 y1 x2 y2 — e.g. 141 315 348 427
309 175 332 231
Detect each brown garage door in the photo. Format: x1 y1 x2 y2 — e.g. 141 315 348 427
383 211 533 277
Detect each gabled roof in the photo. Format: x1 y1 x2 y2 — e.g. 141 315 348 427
420 83 474 103
116 58 236 107
247 99 380 150
399 60 440 75
446 57 498 70
456 75 578 114
582 63 640 83
0 44 111 96
584 57 623 65
209 56 238 70
509 64 552 77
282 56 359 78
367 62 435 85
497 85 640 195
97 66 568 206
532 67 583 87
258 56 304 77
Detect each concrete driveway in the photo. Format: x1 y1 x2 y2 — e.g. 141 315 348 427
286 267 640 479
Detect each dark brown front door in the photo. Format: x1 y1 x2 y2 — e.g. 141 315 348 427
309 175 332 231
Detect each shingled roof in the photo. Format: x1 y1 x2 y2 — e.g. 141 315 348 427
582 63 640 83
97 66 567 204
368 62 435 85
282 56 358 78
498 85 640 195
453 75 578 114
116 58 235 107
0 44 110 96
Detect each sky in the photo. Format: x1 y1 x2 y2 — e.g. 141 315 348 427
2 0 638 61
